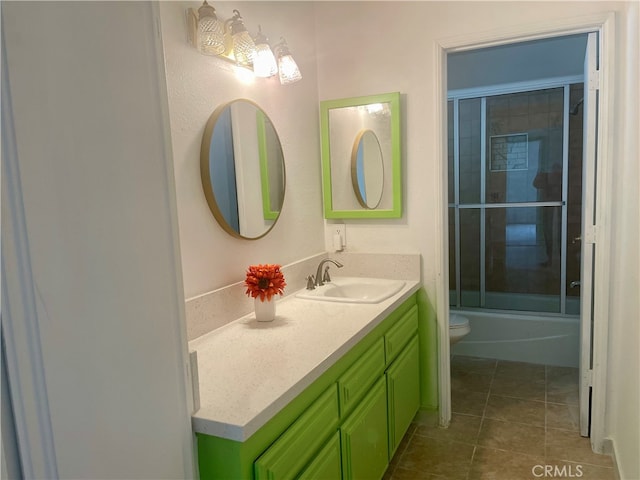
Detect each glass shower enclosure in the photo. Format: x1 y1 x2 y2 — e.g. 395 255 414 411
448 83 584 315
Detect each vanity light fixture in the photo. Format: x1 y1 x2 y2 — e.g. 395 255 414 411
252 26 278 78
226 10 256 66
274 38 302 85
196 0 225 55
186 3 302 85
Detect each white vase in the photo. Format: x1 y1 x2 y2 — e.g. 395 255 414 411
254 297 276 322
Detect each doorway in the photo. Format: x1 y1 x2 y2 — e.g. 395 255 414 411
435 16 614 454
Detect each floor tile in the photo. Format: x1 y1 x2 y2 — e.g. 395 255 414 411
468 446 544 480
547 380 579 405
546 428 614 467
451 355 497 376
546 403 580 432
415 413 482 445
478 418 546 457
385 356 614 480
390 423 416 467
390 465 442 479
396 435 474 480
490 374 546 402
451 370 493 394
452 389 489 416
546 365 579 405
546 365 579 383
484 395 545 427
494 360 546 382
383 465 395 480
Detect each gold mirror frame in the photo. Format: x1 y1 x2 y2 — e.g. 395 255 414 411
201 99 286 239
350 129 384 209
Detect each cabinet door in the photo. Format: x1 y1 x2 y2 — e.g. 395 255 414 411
386 336 420 457
340 377 388 480
298 431 342 480
254 386 339 480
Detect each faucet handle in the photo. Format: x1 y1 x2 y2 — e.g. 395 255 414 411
306 275 316 290
322 266 332 283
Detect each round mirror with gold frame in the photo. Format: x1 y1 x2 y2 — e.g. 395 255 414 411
351 129 384 209
201 99 286 239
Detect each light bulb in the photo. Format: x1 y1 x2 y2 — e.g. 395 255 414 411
254 45 278 77
253 26 277 78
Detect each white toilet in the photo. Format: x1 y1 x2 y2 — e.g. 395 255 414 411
449 314 471 345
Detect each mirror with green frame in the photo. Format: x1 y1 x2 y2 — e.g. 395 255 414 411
201 99 285 239
320 92 401 218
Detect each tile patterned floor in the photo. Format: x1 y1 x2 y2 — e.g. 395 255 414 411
384 356 615 480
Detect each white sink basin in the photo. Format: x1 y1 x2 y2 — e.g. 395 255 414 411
296 277 405 304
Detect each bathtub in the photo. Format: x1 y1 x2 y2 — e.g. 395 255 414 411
450 309 580 367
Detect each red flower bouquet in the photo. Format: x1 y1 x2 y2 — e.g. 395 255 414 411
244 264 286 302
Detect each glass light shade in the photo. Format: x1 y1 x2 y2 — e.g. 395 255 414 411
197 1 224 55
278 54 302 85
228 11 256 66
232 31 256 65
253 43 277 77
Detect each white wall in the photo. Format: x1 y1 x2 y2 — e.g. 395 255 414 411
605 3 640 479
159 2 325 299
2 2 194 478
314 2 638 478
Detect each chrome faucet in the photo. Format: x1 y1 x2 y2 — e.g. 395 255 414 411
311 258 344 287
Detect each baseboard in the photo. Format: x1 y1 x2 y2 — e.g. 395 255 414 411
603 438 622 480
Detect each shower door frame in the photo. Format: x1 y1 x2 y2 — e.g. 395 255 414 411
434 13 616 455
448 78 582 315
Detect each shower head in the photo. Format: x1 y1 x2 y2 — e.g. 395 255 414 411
570 98 584 116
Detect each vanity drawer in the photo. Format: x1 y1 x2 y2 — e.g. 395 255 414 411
385 304 418 364
254 385 339 480
297 431 342 480
338 337 385 417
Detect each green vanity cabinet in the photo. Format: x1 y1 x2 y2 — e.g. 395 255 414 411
386 336 420 457
340 377 389 480
254 386 340 480
196 292 424 480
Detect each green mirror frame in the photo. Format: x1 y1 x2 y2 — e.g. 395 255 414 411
320 92 402 219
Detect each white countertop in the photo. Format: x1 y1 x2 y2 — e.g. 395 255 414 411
189 280 420 442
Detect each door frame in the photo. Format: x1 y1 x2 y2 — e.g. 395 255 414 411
433 12 615 453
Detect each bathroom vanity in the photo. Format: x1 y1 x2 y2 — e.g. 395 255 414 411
190 280 425 479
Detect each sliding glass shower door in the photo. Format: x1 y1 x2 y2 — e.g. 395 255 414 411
448 84 584 315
